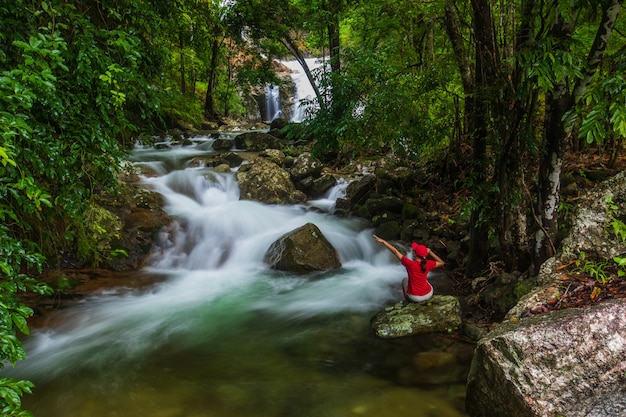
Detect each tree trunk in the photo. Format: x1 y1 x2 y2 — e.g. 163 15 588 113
179 32 186 96
466 0 499 278
283 35 325 108
442 1 469 177
534 0 622 268
327 0 341 74
204 37 220 121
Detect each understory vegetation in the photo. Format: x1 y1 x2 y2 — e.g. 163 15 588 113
1 0 625 415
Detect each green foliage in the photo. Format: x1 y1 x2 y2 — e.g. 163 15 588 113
613 255 626 277
76 204 123 267
572 251 611 284
0 377 35 417
0 0 174 413
603 196 626 243
296 40 456 160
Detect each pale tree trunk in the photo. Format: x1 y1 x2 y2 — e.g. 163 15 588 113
535 0 622 268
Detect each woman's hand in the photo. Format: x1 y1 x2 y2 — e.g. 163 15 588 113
373 234 403 260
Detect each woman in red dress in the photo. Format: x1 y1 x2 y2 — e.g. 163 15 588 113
373 235 445 302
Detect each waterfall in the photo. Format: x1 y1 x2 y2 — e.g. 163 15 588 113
264 84 282 122
262 58 325 123
283 58 324 123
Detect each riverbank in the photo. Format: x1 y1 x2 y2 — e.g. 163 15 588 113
26 121 626 329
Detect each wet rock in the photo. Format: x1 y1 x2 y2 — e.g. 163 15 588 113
234 131 284 151
373 221 400 240
290 152 324 181
216 152 244 168
264 222 341 272
345 175 377 208
371 296 462 338
259 149 286 166
365 196 404 217
466 299 626 417
269 117 289 130
309 174 337 198
92 179 169 271
212 138 234 151
235 158 295 204
213 164 231 173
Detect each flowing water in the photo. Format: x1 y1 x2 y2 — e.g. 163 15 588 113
10 135 471 417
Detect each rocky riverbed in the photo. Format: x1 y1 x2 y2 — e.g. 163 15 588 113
27 121 626 417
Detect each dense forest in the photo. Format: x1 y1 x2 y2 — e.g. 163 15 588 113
1 0 624 415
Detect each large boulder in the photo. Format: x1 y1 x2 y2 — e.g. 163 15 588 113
264 222 341 272
370 296 463 338
235 158 296 204
466 299 626 417
234 131 284 151
290 152 324 181
212 138 234 151
465 171 626 417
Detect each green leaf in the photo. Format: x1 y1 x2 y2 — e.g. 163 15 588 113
10 314 29 336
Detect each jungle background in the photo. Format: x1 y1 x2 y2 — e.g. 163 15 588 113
1 0 625 415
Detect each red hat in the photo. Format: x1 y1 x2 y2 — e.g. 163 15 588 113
412 242 428 258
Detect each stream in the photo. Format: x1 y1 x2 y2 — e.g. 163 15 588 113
9 134 472 417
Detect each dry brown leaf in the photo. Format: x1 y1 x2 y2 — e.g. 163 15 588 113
590 287 601 300
556 261 576 271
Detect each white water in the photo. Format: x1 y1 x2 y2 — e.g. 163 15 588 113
8 137 469 417
283 58 325 122
264 84 282 122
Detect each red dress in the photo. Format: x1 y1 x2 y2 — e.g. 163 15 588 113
401 256 437 296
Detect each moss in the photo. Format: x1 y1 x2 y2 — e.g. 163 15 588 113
513 276 538 300
402 203 422 221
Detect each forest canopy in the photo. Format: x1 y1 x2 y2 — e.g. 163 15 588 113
1 0 625 415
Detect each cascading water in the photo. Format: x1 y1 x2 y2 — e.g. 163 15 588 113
283 58 323 123
7 135 470 417
264 84 282 122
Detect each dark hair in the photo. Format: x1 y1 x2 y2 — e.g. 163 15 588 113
420 257 426 272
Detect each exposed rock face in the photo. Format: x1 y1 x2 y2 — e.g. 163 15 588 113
264 222 341 272
558 170 626 263
370 296 463 338
235 158 296 204
234 131 284 151
503 171 626 320
464 171 626 417
466 299 626 417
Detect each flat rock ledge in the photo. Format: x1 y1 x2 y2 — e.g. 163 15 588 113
371 295 462 338
466 299 626 417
